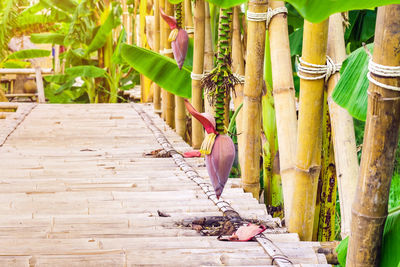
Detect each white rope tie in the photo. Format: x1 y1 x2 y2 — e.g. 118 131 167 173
368 60 400 92
246 7 287 26
191 72 204 81
297 56 341 82
159 48 173 55
185 26 194 34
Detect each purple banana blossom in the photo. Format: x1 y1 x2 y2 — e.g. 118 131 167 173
160 8 188 70
184 99 235 199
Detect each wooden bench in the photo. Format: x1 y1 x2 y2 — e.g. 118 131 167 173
0 68 52 103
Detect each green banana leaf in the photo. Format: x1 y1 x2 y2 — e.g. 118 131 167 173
31 33 66 45
381 208 400 267
336 208 400 267
204 0 247 8
44 74 70 83
167 0 183 3
66 65 106 78
289 28 303 57
45 0 77 12
111 28 126 65
121 44 192 99
1 60 30 68
284 0 398 23
332 44 373 121
7 49 50 60
85 3 122 55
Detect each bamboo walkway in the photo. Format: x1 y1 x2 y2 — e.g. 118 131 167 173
0 103 330 266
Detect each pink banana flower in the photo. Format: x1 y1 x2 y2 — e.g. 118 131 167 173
160 8 188 70
184 99 235 199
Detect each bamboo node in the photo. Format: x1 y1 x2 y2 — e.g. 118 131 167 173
246 7 287 26
297 56 341 82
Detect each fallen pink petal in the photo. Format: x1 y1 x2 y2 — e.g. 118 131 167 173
183 150 202 158
229 224 267 241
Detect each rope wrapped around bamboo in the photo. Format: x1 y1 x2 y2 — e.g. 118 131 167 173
132 103 293 267
297 56 342 81
246 7 287 26
367 60 400 92
159 48 174 55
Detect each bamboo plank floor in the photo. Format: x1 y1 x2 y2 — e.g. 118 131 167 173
0 103 330 266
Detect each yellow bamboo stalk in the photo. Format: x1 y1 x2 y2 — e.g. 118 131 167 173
326 13 358 238
347 5 400 266
153 0 161 112
163 0 175 128
191 0 205 148
175 4 187 139
288 20 329 241
159 0 166 120
232 6 245 171
203 1 214 116
242 0 268 199
175 96 186 138
268 0 298 224
140 0 154 103
184 0 194 35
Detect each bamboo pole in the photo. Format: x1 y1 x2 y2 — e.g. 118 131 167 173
153 0 162 112
191 0 205 148
288 20 329 241
347 5 400 266
326 13 358 238
314 92 337 241
139 0 153 103
268 0 298 224
241 0 268 199
204 1 214 116
232 6 245 171
159 0 167 120
184 0 194 36
174 3 187 139
163 0 175 128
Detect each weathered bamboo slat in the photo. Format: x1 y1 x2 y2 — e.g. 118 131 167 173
0 103 328 265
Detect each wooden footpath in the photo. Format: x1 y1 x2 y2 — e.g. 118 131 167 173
0 103 330 266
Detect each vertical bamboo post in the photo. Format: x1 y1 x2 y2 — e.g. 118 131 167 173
164 0 175 128
268 0 298 223
347 5 400 266
174 3 187 138
203 1 214 116
326 13 358 238
159 0 167 120
153 0 162 112
288 20 329 241
232 6 245 170
242 0 268 199
191 0 205 148
184 0 194 32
